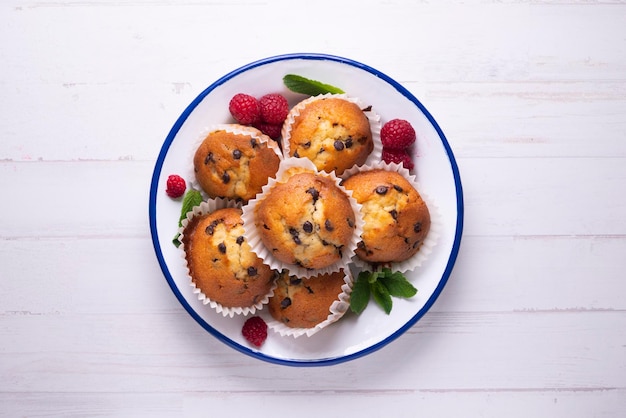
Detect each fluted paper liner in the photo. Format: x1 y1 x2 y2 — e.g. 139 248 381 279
280 94 382 175
265 269 354 338
188 123 283 201
341 161 441 274
241 156 364 278
178 198 276 318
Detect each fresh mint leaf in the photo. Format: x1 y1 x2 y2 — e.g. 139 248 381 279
349 271 371 314
371 280 392 315
283 74 345 96
379 270 417 298
350 268 418 315
172 189 203 247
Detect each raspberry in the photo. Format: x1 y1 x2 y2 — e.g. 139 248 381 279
380 119 416 150
241 316 267 348
382 148 414 170
165 174 186 198
259 93 289 125
253 122 282 140
229 93 261 125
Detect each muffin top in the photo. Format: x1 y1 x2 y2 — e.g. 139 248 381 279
254 171 357 271
182 207 276 308
285 97 373 175
193 126 281 202
342 169 430 263
268 269 348 329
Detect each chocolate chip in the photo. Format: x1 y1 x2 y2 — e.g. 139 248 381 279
306 187 319 202
222 172 230 184
250 139 258 148
345 138 353 148
217 242 226 253
236 236 244 245
325 219 334 231
289 277 302 286
303 221 313 233
263 223 271 230
375 185 388 195
303 141 311 149
414 222 422 233
347 218 355 228
204 152 214 165
289 227 301 245
333 140 344 151
413 240 421 248
280 297 292 309
293 151 300 158
305 286 314 294
232 149 242 160
393 184 404 192
205 220 219 235
390 209 398 220
247 266 257 276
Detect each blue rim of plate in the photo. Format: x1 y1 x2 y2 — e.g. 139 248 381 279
149 52 464 367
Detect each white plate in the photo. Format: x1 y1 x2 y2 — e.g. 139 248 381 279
149 53 463 366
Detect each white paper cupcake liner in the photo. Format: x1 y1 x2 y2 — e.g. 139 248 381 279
241 156 364 278
341 161 441 274
264 268 354 338
280 94 382 174
188 123 283 201
178 199 276 318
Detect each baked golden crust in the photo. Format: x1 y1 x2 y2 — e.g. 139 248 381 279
254 171 356 270
287 97 373 175
268 270 346 329
342 169 430 263
193 127 281 202
182 207 275 308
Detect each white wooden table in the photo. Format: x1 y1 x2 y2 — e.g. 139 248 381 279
2 1 625 416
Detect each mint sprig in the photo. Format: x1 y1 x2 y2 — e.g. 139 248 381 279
172 189 203 247
350 268 417 315
283 74 345 96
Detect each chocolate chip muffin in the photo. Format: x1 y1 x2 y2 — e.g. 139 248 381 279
284 96 373 175
254 171 357 270
268 269 348 329
182 207 276 309
342 169 430 263
193 125 281 202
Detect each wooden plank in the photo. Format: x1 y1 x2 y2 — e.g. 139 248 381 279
1 389 624 417
458 157 626 236
408 81 626 159
2 2 624 85
0 161 152 238
0 311 623 392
